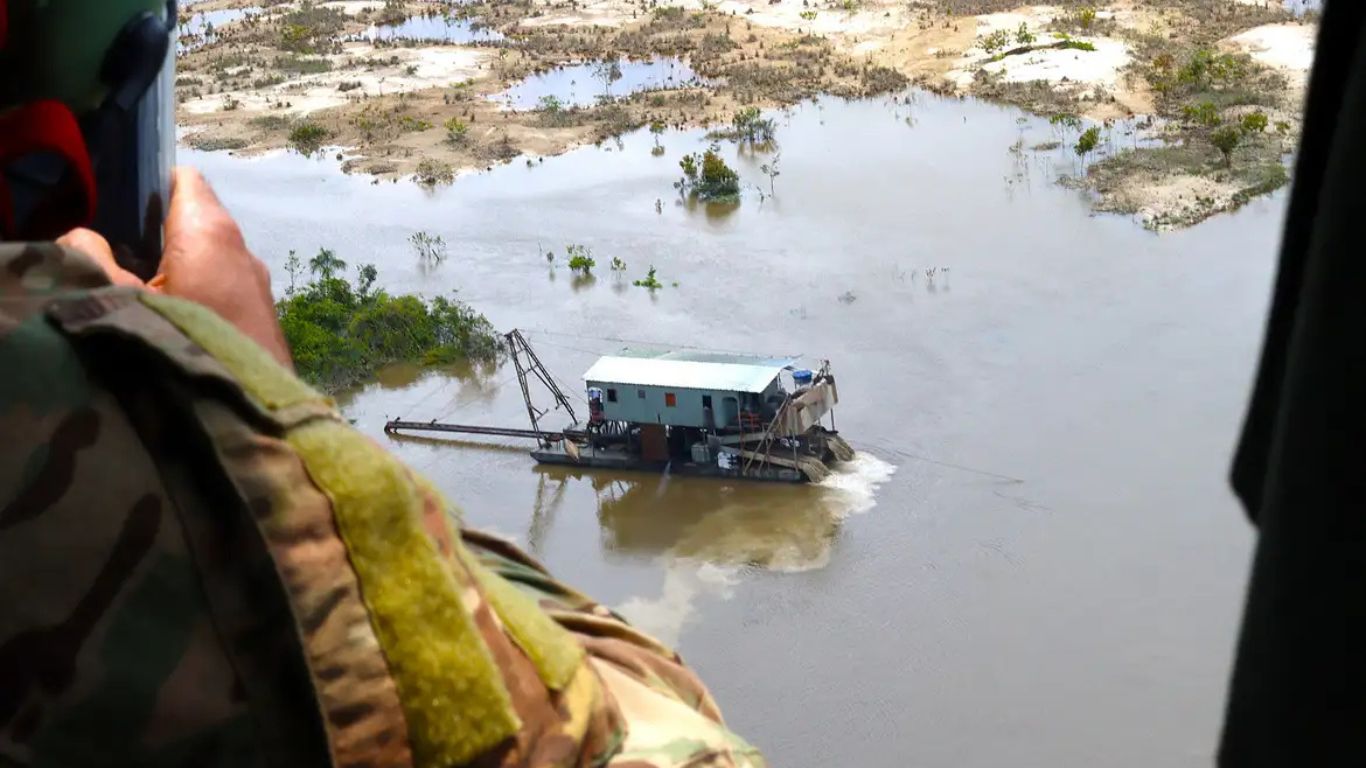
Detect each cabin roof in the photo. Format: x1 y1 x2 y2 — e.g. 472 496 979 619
583 349 796 394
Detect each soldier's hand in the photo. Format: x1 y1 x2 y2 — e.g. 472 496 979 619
150 167 292 368
57 168 293 369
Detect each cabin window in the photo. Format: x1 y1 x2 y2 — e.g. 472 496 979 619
607 388 618 403
665 392 677 408
637 389 646 399
702 395 713 409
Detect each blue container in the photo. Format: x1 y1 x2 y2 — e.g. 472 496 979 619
792 369 814 386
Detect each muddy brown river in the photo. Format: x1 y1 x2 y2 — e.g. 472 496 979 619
188 91 1285 766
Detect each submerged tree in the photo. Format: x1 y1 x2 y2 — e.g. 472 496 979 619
676 148 740 202
409 231 448 267
759 151 782 196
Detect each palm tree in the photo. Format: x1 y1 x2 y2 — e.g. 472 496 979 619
309 248 347 280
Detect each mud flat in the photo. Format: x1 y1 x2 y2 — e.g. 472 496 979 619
176 0 1316 227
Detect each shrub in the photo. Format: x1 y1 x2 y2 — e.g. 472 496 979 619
566 244 596 274
1181 101 1221 127
288 120 331 155
980 29 1010 54
633 266 663 290
444 116 470 144
1241 111 1268 134
415 158 455 186
1015 23 1035 45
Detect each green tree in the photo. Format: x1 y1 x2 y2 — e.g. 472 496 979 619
677 148 741 201
356 263 378 298
309 247 346 280
1211 125 1241 167
284 249 303 295
1015 23 1035 45
1074 126 1100 159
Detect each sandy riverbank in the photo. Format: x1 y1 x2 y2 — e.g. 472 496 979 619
176 0 1318 228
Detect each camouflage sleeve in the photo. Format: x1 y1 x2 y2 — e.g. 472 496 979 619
0 242 764 768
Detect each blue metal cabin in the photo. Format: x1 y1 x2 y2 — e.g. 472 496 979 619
582 349 794 429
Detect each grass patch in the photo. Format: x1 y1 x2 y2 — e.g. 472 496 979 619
188 134 250 151
274 55 333 74
249 114 291 130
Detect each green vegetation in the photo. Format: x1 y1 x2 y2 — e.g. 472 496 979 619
1241 111 1269 134
410 231 447 266
677 148 741 202
1015 23 1035 46
712 107 777 144
277 249 500 391
1210 125 1241 167
288 120 331 155
566 244 596 274
279 2 345 54
1074 126 1100 159
980 29 1010 54
399 115 432 133
610 256 627 271
1182 101 1221 127
249 114 291 131
1056 39 1096 52
273 55 333 74
444 116 470 145
633 266 663 290
415 158 455 187
798 10 817 21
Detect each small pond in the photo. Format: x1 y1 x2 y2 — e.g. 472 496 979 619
361 13 504 43
177 7 260 51
490 56 704 110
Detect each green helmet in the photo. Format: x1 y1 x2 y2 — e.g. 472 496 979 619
0 0 177 277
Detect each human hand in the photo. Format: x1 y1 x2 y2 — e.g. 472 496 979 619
56 167 293 368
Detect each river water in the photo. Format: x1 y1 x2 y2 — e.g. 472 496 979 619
187 91 1284 767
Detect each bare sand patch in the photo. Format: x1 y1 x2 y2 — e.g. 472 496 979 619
1223 22 1315 77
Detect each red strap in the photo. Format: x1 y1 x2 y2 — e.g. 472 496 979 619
0 100 97 237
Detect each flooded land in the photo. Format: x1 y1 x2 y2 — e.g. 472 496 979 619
187 85 1288 765
177 0 1317 229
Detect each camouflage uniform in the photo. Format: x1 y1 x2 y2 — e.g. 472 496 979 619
0 243 766 768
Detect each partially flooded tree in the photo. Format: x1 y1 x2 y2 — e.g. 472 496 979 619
676 148 741 202
759 151 781 196
1074 126 1100 170
410 231 448 267
594 59 623 96
566 244 596 274
649 119 666 156
727 107 776 145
